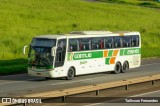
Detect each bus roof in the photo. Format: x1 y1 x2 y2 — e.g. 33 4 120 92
34 31 140 39
33 35 65 39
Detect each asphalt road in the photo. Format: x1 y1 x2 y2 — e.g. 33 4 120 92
0 58 160 97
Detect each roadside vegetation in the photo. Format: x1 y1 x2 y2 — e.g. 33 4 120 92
98 0 160 8
0 59 27 75
0 0 160 74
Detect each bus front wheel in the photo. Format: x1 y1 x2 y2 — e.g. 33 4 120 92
66 67 75 80
113 62 122 74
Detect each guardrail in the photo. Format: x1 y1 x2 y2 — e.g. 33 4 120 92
3 74 160 106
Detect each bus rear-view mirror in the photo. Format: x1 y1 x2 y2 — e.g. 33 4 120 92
23 45 29 55
51 47 57 57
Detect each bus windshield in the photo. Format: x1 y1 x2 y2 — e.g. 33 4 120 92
31 38 56 47
28 38 56 67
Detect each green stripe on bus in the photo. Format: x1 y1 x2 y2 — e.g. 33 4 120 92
68 48 141 61
105 58 110 65
108 50 113 57
120 48 141 56
68 53 71 60
120 49 124 56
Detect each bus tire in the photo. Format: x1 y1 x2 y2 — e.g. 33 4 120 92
121 61 129 73
66 67 75 80
113 62 122 74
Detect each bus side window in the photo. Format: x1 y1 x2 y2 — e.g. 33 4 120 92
104 37 113 49
57 39 66 51
100 38 104 49
79 38 91 51
123 36 131 47
69 39 79 52
114 37 122 48
132 35 139 47
92 37 101 50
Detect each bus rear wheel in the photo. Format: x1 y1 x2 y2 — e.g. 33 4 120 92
66 67 75 80
113 62 122 74
121 61 129 73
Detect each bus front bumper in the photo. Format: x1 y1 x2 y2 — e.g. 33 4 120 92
28 69 55 78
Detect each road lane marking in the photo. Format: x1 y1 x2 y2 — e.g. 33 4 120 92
51 78 93 86
0 78 92 86
0 79 34 85
0 81 22 85
131 90 160 97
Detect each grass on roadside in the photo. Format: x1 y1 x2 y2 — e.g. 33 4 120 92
0 59 27 75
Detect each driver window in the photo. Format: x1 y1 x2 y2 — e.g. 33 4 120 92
57 39 66 51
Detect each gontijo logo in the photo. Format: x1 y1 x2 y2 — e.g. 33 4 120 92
68 51 103 61
74 53 92 59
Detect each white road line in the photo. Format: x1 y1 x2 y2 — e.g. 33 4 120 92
51 78 93 86
131 90 160 97
0 81 22 85
85 103 102 106
84 90 160 106
0 78 92 85
0 79 34 85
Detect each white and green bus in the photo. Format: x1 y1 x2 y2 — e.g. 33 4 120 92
24 31 141 80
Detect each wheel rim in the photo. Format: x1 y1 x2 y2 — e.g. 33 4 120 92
123 62 128 71
123 64 126 70
115 63 121 73
68 69 74 78
116 65 119 71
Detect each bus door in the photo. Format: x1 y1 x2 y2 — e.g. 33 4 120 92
55 39 66 68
